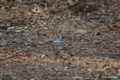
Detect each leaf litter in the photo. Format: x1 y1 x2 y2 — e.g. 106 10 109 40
0 0 120 80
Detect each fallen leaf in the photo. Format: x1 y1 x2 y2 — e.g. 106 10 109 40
44 25 47 27
82 26 85 29
87 53 92 55
11 49 15 52
67 64 71 67
106 2 113 5
51 53 55 55
111 60 115 63
93 40 101 44
14 54 20 56
22 70 28 72
40 47 44 49
77 29 87 34
96 8 100 12
101 9 105 14
29 76 34 79
65 42 73 46
63 54 70 59
85 75 88 78
2 48 5 50
12 61 16 64
22 58 26 61
38 74 41 76
24 50 28 53
11 1 16 6
111 24 120 27
50 73 56 77
109 28 115 32
100 50 104 52
43 75 48 78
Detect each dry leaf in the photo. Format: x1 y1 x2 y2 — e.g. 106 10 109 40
100 50 104 52
96 8 100 12
12 61 16 64
50 73 56 77
43 75 48 78
82 15 86 18
22 58 26 61
22 70 28 72
109 28 115 32
77 29 87 34
63 54 70 59
44 25 47 27
11 49 15 52
29 76 34 79
14 54 20 56
24 50 28 53
87 53 92 55
111 24 120 27
2 48 5 50
40 47 44 49
65 42 73 46
93 40 101 44
111 60 115 63
38 74 41 76
67 64 71 67
51 53 55 55
82 26 85 29
101 9 105 14
106 2 113 5
11 2 16 6
84 75 88 78
79 55 83 57
40 54 46 58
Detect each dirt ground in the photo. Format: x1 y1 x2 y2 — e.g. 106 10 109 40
0 0 120 80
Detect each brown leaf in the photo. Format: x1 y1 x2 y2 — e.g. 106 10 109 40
11 1 16 6
67 64 71 67
87 53 92 55
44 25 47 27
22 70 28 72
38 74 41 77
12 61 16 64
50 73 56 77
84 75 88 78
97 8 100 12
65 42 73 46
40 47 44 49
111 24 120 27
101 9 106 14
93 40 101 44
106 2 113 5
22 58 26 61
29 76 34 79
14 54 20 56
51 53 55 55
100 50 104 52
11 49 15 52
77 29 87 34
43 75 48 78
63 54 70 59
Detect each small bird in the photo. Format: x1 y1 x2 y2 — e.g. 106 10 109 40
52 36 65 45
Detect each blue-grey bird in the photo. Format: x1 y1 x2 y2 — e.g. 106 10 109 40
52 36 65 45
